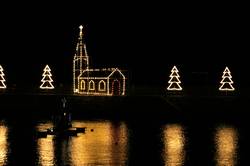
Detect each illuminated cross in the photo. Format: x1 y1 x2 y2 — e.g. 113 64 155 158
79 25 83 35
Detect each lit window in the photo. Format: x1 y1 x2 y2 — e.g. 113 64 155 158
89 80 95 90
81 80 85 90
98 80 106 91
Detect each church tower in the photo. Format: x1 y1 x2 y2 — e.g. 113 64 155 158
73 25 89 93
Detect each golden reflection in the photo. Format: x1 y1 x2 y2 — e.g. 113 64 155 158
215 126 238 166
37 122 54 166
110 122 128 165
70 121 128 165
162 124 185 166
0 123 8 165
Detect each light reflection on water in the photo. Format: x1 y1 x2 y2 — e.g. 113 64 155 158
215 126 238 166
162 124 185 166
0 119 242 165
36 120 128 166
37 122 54 166
0 121 8 166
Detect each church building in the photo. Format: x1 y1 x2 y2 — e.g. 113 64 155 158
73 25 126 96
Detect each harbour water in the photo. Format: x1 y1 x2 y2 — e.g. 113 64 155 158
0 115 247 165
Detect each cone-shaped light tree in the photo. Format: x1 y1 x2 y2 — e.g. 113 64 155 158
40 65 54 89
167 66 182 91
219 67 235 91
0 65 6 89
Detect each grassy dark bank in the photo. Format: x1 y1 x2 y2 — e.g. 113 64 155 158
0 94 176 121
0 92 249 125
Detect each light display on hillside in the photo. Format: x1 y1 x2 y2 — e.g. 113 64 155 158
40 65 54 89
73 25 126 96
167 66 182 91
0 65 6 89
219 67 235 91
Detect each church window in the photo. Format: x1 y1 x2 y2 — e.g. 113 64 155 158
89 80 95 90
80 80 85 90
98 80 106 91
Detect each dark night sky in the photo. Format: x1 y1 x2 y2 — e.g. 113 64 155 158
0 3 249 90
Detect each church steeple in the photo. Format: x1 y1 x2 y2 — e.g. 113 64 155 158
73 25 89 93
75 25 88 58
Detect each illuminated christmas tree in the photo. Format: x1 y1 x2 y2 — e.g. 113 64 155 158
0 65 6 89
219 67 235 91
40 65 54 89
167 66 182 91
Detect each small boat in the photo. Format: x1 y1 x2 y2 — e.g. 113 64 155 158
36 130 48 138
36 97 86 138
46 126 86 137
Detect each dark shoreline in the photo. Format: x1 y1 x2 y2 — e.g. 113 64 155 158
0 93 248 125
